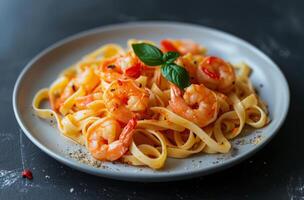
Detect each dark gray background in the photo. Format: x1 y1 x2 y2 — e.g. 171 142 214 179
1 0 303 199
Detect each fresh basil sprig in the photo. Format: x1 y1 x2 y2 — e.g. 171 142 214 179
132 43 190 89
161 63 190 89
163 51 179 63
132 43 163 66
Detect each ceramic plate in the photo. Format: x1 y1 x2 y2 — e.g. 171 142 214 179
13 22 289 182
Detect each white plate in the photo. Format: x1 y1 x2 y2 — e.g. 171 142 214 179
13 22 289 182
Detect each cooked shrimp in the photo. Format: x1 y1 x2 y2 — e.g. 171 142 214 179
197 56 236 93
176 53 205 83
75 92 103 109
169 84 218 127
103 79 149 123
161 39 205 55
115 52 142 77
86 118 137 161
99 56 123 82
99 52 142 82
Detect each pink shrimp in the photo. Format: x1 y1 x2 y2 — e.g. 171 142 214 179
196 56 236 93
169 84 219 127
99 52 143 83
74 92 103 109
86 118 137 161
103 79 149 123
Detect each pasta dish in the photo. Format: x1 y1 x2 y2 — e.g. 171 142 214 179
33 39 269 169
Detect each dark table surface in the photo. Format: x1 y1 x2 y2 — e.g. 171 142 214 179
1 0 303 199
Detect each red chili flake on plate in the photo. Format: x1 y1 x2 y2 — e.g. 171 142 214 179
22 169 33 180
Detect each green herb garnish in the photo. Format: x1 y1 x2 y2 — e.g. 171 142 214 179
132 43 190 89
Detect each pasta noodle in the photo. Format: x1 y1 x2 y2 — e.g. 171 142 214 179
33 39 269 169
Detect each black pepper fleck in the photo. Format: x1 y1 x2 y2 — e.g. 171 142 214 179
107 65 116 69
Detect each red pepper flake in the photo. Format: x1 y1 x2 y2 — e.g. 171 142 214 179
206 56 218 64
161 39 179 53
117 80 123 86
202 67 220 80
121 97 128 105
125 64 141 78
22 169 33 180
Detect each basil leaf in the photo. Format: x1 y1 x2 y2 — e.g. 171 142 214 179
132 43 190 89
163 51 179 63
132 43 163 66
161 63 191 89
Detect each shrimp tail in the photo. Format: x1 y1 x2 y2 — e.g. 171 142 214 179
119 118 137 146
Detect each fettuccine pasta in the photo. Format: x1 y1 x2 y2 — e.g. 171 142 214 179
33 39 269 169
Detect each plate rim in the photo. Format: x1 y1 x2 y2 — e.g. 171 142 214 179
12 21 290 182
